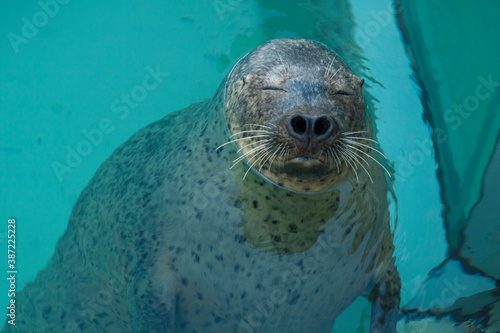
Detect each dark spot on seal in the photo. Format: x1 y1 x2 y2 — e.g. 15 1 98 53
197 292 203 300
252 200 258 208
273 235 282 242
289 224 298 233
234 234 245 243
191 251 200 263
181 277 188 286
234 200 242 208
241 291 247 299
272 220 279 224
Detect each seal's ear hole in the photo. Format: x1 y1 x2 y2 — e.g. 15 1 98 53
241 76 247 88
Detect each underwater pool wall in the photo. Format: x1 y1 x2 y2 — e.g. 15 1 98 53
397 0 500 328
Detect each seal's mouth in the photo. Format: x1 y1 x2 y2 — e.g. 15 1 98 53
284 156 329 177
289 156 322 167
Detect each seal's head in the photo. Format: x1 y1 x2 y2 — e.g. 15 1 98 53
223 38 372 193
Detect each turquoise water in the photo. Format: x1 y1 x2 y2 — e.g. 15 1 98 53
1 0 498 331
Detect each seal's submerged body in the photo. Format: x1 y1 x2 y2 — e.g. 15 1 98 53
5 39 400 333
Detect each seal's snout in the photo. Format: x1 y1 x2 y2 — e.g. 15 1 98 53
288 114 337 149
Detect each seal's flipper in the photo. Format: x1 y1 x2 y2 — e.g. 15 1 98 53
369 265 401 332
128 265 176 332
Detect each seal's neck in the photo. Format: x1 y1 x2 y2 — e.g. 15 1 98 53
228 157 345 254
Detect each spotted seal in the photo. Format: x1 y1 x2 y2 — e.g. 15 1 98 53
4 38 400 333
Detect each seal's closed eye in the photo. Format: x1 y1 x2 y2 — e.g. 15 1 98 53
334 90 353 96
261 86 287 92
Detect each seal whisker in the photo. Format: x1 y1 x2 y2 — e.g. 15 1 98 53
344 148 373 183
345 146 369 166
344 136 379 145
274 144 287 170
236 139 273 154
339 149 359 182
216 135 270 150
343 143 391 177
258 147 275 173
326 148 332 167
328 147 341 173
318 147 325 160
329 66 342 81
243 124 274 130
275 50 289 76
277 145 286 169
331 146 343 174
230 130 272 138
232 144 268 164
327 148 334 169
349 149 374 183
263 121 277 128
278 145 289 169
243 147 271 180
340 138 388 160
268 143 284 170
344 137 381 147
325 54 337 80
231 144 268 168
343 130 367 135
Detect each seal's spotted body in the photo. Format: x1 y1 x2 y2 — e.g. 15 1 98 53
5 39 400 333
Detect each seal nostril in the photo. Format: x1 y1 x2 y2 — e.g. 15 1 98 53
290 115 307 135
314 116 332 137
